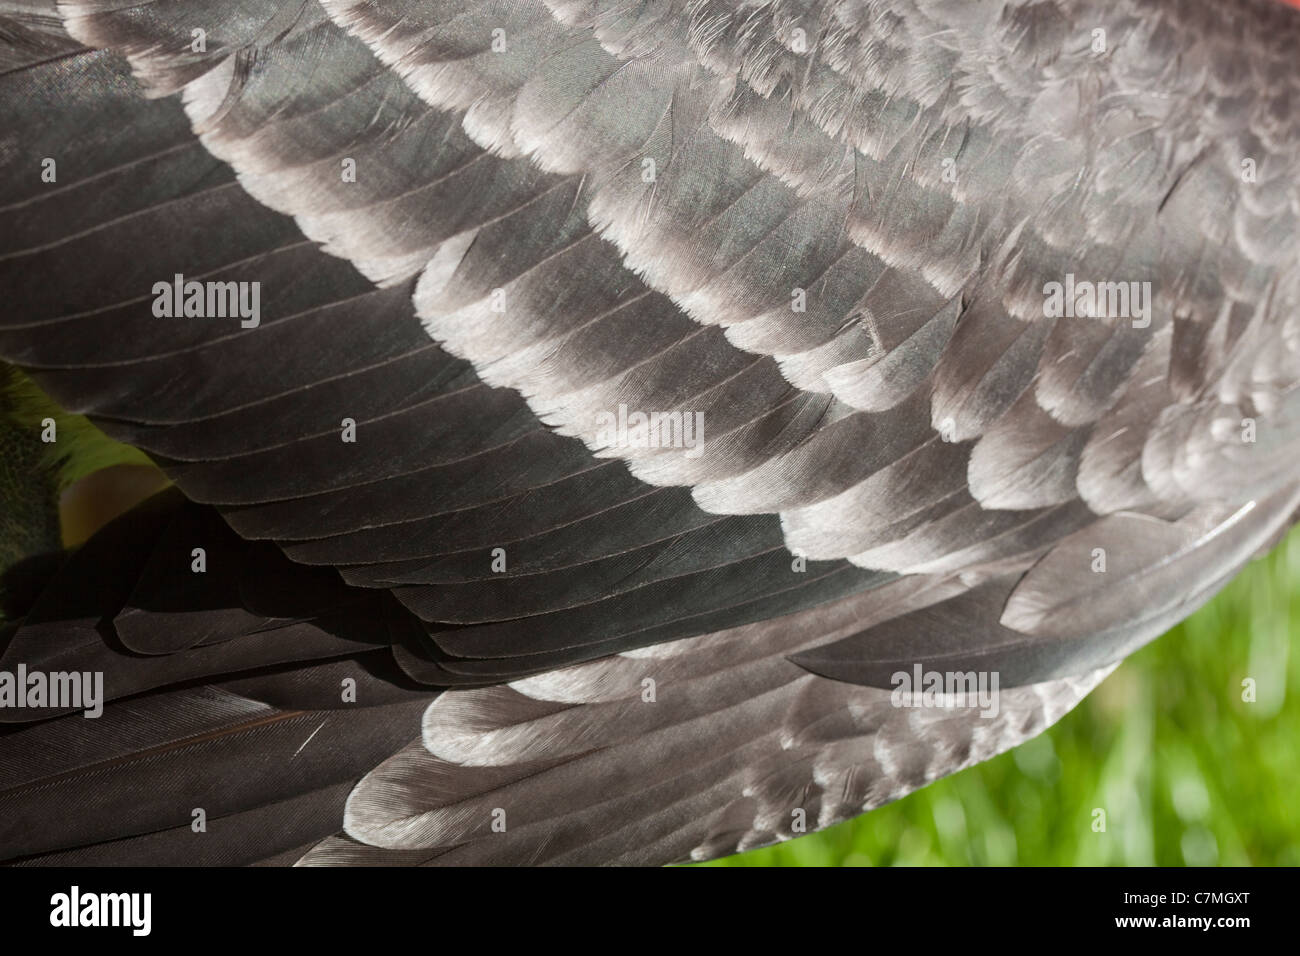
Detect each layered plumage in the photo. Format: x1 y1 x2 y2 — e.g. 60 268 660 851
0 0 1298 865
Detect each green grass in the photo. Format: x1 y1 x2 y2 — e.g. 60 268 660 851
702 529 1300 867
1 364 154 494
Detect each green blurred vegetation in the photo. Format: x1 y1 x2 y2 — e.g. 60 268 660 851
0 365 153 493
703 528 1300 867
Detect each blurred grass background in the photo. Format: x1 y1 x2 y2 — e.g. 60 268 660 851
702 529 1300 867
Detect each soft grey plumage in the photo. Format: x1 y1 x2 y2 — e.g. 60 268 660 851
0 0 1298 865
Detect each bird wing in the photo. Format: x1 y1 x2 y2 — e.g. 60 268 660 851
1 0 1299 864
